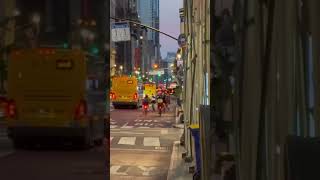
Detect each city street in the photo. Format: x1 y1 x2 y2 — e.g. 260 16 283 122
110 102 182 179
0 121 107 180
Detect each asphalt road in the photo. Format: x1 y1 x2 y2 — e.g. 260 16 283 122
110 103 182 180
0 121 108 180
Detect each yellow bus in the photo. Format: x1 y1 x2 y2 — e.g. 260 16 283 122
143 83 156 98
110 76 139 108
6 48 106 148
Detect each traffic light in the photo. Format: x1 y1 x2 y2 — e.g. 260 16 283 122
153 64 159 69
157 72 161 77
89 45 99 55
62 42 68 48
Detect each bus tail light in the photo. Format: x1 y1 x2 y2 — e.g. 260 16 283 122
74 99 87 120
133 93 138 100
110 93 116 100
6 99 17 118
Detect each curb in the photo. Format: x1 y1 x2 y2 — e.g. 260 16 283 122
167 141 180 180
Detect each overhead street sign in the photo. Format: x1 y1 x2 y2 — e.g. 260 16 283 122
111 22 131 42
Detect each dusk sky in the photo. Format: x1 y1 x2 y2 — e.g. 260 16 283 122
160 0 183 58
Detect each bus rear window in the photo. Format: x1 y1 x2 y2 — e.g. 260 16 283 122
56 59 73 69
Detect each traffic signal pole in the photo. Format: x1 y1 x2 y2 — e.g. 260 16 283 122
110 17 178 41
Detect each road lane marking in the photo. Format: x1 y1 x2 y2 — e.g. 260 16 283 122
138 166 157 176
110 147 169 152
134 123 144 126
110 125 118 129
143 137 160 147
118 137 136 145
121 122 128 128
110 165 128 175
111 132 144 135
121 126 133 128
161 129 168 134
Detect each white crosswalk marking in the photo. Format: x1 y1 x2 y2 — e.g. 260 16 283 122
134 123 144 126
138 166 157 176
118 137 136 145
110 165 127 175
161 129 168 135
143 137 160 146
121 126 133 128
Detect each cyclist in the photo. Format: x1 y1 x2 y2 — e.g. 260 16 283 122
151 94 156 111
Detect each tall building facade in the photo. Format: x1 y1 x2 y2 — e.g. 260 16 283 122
14 0 107 50
110 0 139 75
136 0 160 69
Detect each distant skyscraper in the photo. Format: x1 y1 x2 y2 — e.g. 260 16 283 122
137 0 159 41
137 0 160 60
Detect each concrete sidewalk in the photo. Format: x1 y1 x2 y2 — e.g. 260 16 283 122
167 141 193 180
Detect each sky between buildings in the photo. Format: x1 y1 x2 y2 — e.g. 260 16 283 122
160 0 183 58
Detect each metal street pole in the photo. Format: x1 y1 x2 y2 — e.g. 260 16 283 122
110 17 178 41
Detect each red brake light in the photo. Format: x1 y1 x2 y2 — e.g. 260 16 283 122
6 99 16 118
133 93 138 100
74 100 87 120
110 93 116 100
